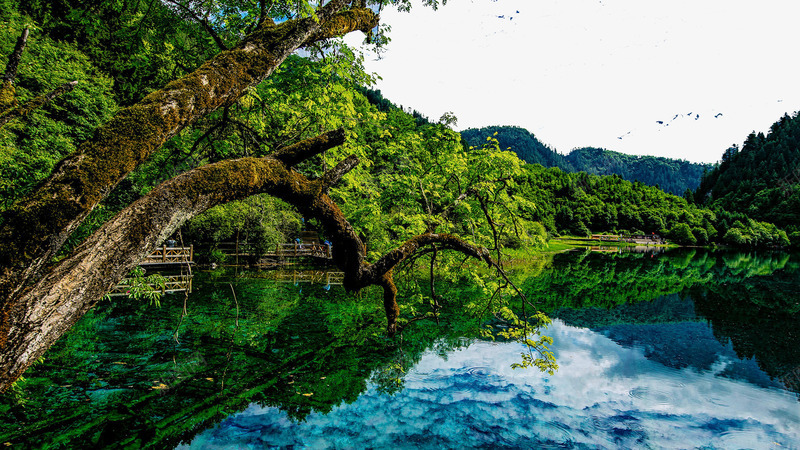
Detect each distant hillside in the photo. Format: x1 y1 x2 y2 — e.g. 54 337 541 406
460 126 571 169
461 126 710 195
359 87 431 127
565 147 711 195
695 112 800 231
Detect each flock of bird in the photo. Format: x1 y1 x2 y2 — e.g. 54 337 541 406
617 111 725 140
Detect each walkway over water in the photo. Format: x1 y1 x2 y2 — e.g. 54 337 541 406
107 274 193 297
262 243 333 260
140 245 194 266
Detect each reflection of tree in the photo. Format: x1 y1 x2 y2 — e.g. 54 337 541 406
519 249 711 313
4 250 798 445
523 249 798 317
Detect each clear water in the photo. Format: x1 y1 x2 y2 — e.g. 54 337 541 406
181 319 800 449
2 249 799 449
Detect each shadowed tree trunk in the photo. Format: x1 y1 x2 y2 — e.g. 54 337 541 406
0 1 494 393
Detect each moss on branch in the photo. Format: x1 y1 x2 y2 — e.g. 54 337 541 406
0 3 379 325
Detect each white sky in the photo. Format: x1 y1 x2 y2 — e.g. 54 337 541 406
345 0 800 164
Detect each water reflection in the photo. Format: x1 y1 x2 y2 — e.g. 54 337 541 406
2 250 799 448
182 319 800 448
590 245 667 254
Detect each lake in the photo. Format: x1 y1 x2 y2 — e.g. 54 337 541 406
1 248 799 448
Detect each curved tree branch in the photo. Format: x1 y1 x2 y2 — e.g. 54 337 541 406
321 154 359 190
0 117 498 391
0 129 347 391
0 27 28 113
2 27 29 85
1 28 79 127
272 128 346 166
0 5 379 346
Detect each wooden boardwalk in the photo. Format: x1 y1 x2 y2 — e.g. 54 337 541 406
140 245 194 265
107 274 193 297
273 270 344 286
263 243 332 259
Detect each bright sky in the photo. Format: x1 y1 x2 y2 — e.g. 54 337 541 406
345 0 800 164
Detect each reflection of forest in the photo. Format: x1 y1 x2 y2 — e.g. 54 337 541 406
533 249 800 396
2 250 798 447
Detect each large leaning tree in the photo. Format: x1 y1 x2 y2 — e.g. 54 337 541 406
0 0 544 393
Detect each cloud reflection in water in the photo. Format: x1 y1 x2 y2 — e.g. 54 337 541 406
181 320 800 449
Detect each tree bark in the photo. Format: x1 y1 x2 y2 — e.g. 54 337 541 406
0 2 379 350
0 123 492 392
0 154 318 389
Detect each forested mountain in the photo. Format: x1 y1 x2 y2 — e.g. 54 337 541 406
565 147 710 195
461 126 711 195
358 87 431 127
695 112 800 233
461 126 570 169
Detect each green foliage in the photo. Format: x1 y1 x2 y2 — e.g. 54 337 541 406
566 147 711 195
670 223 697 245
691 227 708 245
514 164 700 236
721 218 790 248
184 194 302 259
510 162 787 248
0 10 116 209
695 112 800 229
462 126 568 169
789 231 800 249
486 309 558 374
19 0 223 105
118 267 166 306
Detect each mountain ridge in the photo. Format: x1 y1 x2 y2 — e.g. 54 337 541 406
460 125 712 195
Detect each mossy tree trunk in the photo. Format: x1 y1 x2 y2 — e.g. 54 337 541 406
0 0 380 392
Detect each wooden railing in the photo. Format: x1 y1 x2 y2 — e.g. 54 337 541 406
273 270 344 285
140 245 194 265
107 274 193 297
263 243 332 259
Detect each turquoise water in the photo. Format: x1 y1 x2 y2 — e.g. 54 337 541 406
2 249 799 448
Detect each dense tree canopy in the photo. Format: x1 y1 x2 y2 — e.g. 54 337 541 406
0 0 557 393
695 111 800 246
511 163 789 247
